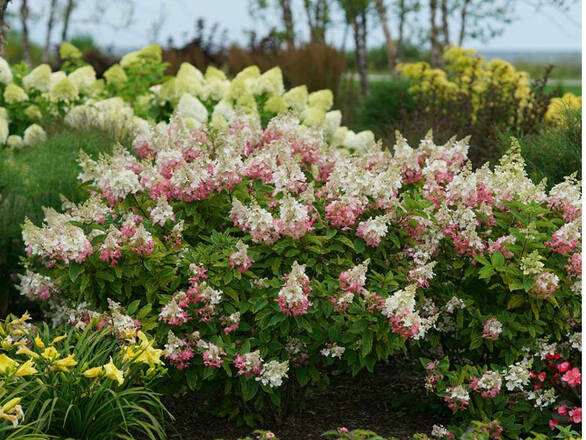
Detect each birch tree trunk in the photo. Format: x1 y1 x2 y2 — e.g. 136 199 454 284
279 0 295 50
375 0 396 69
304 0 328 43
61 0 75 43
0 0 11 57
20 0 30 63
429 0 441 67
458 0 471 46
352 11 369 96
397 0 406 62
42 0 58 63
440 0 449 46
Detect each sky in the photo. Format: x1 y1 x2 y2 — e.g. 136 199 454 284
24 0 582 54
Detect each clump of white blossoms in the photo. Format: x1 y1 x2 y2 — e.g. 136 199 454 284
504 358 533 391
256 360 289 388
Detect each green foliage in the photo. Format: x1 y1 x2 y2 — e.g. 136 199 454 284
497 108 581 188
354 80 414 134
0 129 117 314
0 318 168 439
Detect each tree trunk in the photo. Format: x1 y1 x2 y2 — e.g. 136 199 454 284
0 0 11 56
20 0 30 64
279 0 295 50
397 0 406 62
458 0 471 46
352 11 368 96
61 0 75 43
304 0 327 43
375 0 396 70
42 0 58 63
429 0 441 67
440 0 449 46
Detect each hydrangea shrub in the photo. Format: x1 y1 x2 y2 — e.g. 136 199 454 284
17 102 582 434
0 43 373 151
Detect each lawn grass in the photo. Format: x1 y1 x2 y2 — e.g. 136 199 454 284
544 83 581 96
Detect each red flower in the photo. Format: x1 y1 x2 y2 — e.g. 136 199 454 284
549 419 560 430
557 361 570 373
569 407 581 424
557 405 568 416
562 368 581 387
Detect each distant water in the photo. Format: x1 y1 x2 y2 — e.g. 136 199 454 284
477 50 581 65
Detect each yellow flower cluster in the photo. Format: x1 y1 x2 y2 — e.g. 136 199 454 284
397 46 533 122
0 314 164 427
545 92 582 126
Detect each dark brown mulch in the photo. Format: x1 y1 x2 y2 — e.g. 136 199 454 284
164 358 451 440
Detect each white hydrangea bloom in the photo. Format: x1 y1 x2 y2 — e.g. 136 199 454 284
256 360 289 387
175 93 208 125
23 64 51 92
0 57 13 83
23 124 47 146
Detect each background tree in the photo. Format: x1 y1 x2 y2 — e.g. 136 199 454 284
249 0 296 49
429 0 441 66
19 0 30 63
374 0 396 69
338 0 372 96
43 0 58 63
61 0 75 43
0 0 11 56
303 0 329 43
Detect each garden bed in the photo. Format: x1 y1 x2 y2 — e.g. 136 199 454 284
165 359 450 440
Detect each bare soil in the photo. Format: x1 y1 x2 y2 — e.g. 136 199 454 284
164 358 451 440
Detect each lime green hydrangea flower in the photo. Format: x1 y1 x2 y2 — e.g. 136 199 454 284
176 93 208 125
301 106 326 127
255 66 284 96
0 57 12 84
23 64 51 92
24 105 42 120
4 84 28 104
210 112 229 130
0 118 8 144
283 85 308 112
50 77 79 101
69 65 96 94
308 89 333 112
59 42 82 60
325 110 342 137
120 43 162 67
6 135 23 149
235 92 258 115
23 124 47 146
103 64 128 87
264 94 287 114
205 65 227 82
